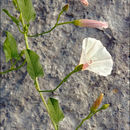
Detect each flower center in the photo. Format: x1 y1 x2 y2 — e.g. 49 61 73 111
82 60 92 70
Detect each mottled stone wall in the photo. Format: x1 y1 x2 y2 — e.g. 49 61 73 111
0 0 129 130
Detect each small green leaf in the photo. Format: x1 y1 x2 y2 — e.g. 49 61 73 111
3 32 19 62
25 49 44 80
17 0 36 23
12 0 18 10
47 98 64 127
3 9 19 26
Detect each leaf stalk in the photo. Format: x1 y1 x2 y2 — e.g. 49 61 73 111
35 78 58 130
0 60 26 74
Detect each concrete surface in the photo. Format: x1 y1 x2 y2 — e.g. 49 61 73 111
0 0 129 130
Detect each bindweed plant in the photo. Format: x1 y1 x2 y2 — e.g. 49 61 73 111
1 0 113 130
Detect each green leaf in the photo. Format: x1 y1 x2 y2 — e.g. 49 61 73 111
3 32 19 62
47 98 64 127
25 49 44 80
3 9 19 26
17 0 36 23
12 0 18 9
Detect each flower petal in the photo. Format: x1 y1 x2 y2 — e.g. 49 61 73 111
73 19 108 29
79 38 113 76
80 0 89 6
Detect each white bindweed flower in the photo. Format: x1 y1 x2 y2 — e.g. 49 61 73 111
79 38 113 76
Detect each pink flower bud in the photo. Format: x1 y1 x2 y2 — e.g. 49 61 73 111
80 0 89 6
74 19 108 29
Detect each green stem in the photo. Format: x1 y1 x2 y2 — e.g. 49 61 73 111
16 24 24 34
76 108 102 130
35 78 58 130
20 12 29 49
75 112 93 130
27 21 74 37
39 69 76 93
18 6 58 130
27 9 72 38
57 21 74 26
27 24 57 37
27 20 74 37
56 10 64 24
24 33 29 49
39 64 83 93
10 59 14 68
0 60 26 74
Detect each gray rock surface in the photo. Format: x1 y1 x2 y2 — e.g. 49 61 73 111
0 0 129 130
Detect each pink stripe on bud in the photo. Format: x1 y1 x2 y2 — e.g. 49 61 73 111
82 60 92 70
80 0 89 6
74 19 108 29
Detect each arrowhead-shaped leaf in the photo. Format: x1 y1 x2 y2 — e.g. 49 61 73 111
3 32 19 62
25 49 44 80
17 0 36 23
3 9 19 26
47 98 64 127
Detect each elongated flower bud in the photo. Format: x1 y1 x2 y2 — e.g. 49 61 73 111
73 19 108 29
80 0 89 6
91 93 104 112
62 4 69 12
